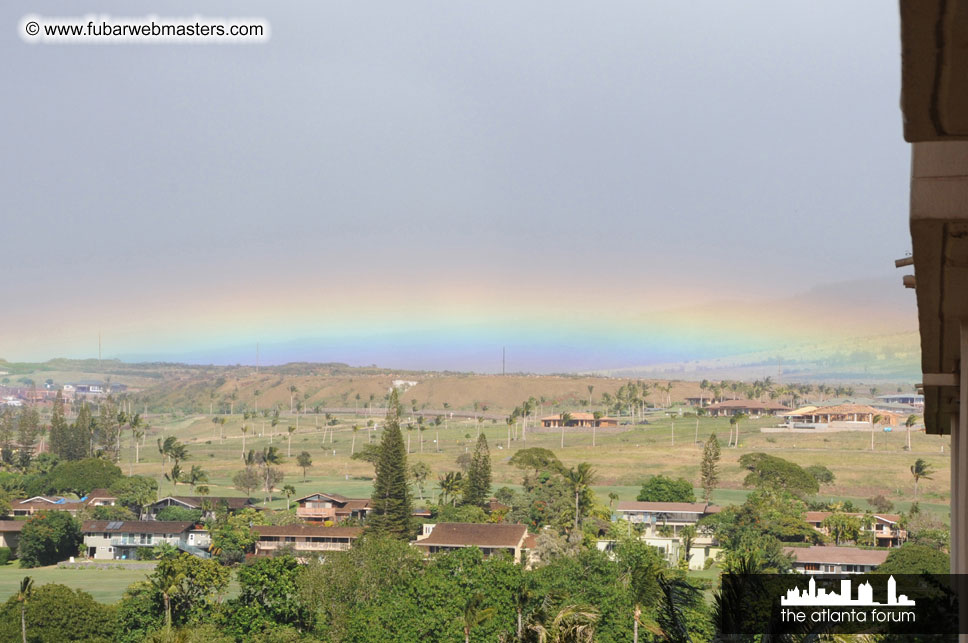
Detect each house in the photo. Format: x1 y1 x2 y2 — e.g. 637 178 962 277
704 400 790 417
876 394 924 409
84 489 118 508
81 521 211 560
785 546 889 574
0 521 24 550
539 413 619 428
785 404 901 427
294 492 371 523
252 525 361 559
414 522 530 561
9 496 85 517
147 496 253 519
615 501 722 569
804 512 907 548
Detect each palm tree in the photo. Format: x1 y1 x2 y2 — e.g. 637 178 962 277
287 425 296 457
730 412 747 448
462 592 495 643
527 600 598 643
17 576 32 643
438 471 463 506
560 412 572 449
289 385 298 414
911 458 934 499
283 484 296 510
562 463 597 531
905 414 918 450
186 465 208 492
130 414 145 465
240 424 249 459
258 446 284 505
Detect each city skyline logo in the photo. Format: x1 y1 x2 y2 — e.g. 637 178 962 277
781 575 915 607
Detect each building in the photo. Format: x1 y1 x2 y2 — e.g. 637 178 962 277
84 489 118 508
9 496 85 517
704 400 790 417
539 413 618 428
0 521 24 550
147 496 253 519
414 522 530 561
804 512 907 548
615 501 722 569
785 546 889 574
81 521 211 560
876 394 924 409
294 492 371 523
252 525 361 559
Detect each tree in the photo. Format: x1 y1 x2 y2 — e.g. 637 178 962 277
17 512 81 568
461 592 495 643
48 392 69 462
438 471 463 506
563 463 597 531
905 413 918 450
409 461 431 501
877 543 949 575
738 453 819 496
185 465 209 492
148 551 230 630
232 467 261 497
286 425 296 458
283 484 296 510
463 432 492 507
700 434 721 502
911 458 934 500
296 451 312 481
17 577 30 643
637 475 696 503
46 458 123 497
821 512 862 545
368 388 412 540
871 413 882 451
805 464 835 486
527 601 599 643
15 407 39 471
255 446 284 505
240 424 249 460
224 553 311 638
0 583 115 643
110 475 158 517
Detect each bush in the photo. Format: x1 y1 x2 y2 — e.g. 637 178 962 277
636 475 696 503
805 465 835 486
0 547 12 565
877 543 949 575
18 511 81 568
868 494 895 513
0 583 115 642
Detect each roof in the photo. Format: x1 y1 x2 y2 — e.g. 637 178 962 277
84 488 117 504
415 523 528 549
253 525 363 538
781 405 819 416
153 496 252 510
706 400 789 411
293 492 351 504
784 545 889 566
805 404 899 417
539 413 617 421
0 521 25 533
82 521 194 534
616 501 713 514
804 512 902 524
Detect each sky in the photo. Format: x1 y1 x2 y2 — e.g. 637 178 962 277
0 1 916 372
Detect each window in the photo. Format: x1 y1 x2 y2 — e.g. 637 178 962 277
804 563 820 571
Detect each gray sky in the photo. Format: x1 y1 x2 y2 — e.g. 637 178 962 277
0 1 915 370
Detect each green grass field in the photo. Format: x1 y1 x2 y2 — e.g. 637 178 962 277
126 409 948 521
0 563 155 603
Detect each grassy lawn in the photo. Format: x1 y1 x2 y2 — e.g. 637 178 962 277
0 563 155 603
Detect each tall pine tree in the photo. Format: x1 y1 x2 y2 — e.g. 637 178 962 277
16 406 39 470
49 391 68 459
367 388 412 540
464 433 492 507
0 408 13 465
69 403 93 461
700 433 721 502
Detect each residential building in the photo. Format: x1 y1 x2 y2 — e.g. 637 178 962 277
804 512 907 548
615 501 722 570
81 521 211 560
704 400 790 417
252 525 361 559
9 496 85 517
147 496 253 519
84 489 118 508
294 492 371 523
414 522 530 561
539 413 618 428
0 521 24 550
785 546 889 574
780 404 901 428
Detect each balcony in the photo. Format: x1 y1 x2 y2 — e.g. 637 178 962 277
296 507 335 519
257 540 352 552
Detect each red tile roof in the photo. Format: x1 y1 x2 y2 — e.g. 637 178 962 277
415 523 528 549
784 546 889 566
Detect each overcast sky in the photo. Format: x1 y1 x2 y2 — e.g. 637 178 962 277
0 1 915 371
